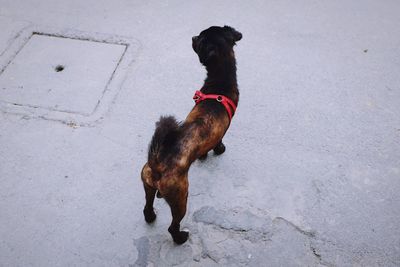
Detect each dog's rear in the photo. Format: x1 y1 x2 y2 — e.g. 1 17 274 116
147 115 180 179
141 115 190 244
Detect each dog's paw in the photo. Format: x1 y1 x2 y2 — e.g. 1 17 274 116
213 142 226 155
143 208 156 223
172 230 189 245
198 153 208 161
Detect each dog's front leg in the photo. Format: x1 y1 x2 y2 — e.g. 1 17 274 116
213 141 226 155
163 176 189 244
198 153 208 160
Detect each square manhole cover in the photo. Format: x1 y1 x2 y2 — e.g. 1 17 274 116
0 33 126 116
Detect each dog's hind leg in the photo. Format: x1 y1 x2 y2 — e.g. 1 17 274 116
141 163 157 223
213 141 226 155
163 176 189 244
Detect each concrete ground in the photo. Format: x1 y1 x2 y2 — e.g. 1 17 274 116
1 0 399 266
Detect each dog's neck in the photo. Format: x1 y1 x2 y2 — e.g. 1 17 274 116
201 55 239 103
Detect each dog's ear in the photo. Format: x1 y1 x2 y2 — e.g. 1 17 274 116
223 26 242 42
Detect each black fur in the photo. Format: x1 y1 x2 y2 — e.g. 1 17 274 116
192 25 242 66
192 25 241 117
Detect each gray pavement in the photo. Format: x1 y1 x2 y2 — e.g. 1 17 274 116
1 1 399 266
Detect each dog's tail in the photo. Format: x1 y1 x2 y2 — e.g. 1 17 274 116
148 115 180 180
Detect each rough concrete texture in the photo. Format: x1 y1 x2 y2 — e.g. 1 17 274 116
0 0 399 266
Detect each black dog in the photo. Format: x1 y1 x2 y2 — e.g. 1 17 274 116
141 26 242 244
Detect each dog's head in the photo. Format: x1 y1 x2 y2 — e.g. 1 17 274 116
192 25 242 66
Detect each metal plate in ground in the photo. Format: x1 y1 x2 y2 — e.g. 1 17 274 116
0 34 126 115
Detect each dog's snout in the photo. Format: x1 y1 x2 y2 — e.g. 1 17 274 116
192 36 199 53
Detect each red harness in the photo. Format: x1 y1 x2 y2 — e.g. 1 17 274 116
193 90 237 120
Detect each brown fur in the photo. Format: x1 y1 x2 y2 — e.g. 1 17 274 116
140 25 242 244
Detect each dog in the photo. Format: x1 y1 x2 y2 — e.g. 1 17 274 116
140 25 242 244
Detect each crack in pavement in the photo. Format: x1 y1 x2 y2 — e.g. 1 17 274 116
273 216 316 238
193 206 333 266
133 206 337 266
132 236 150 267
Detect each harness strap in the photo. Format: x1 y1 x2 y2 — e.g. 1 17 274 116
193 90 237 120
